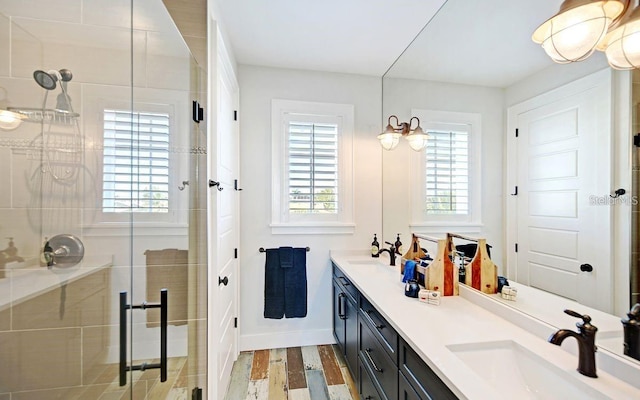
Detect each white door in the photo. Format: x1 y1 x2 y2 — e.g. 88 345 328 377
210 34 240 399
512 72 612 312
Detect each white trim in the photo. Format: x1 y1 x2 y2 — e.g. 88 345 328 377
410 109 482 225
269 222 356 235
409 222 483 234
81 223 188 237
239 329 335 352
271 99 355 234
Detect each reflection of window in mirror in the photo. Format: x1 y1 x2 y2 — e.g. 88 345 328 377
410 110 481 232
270 99 354 234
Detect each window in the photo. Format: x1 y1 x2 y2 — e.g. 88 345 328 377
425 128 469 215
271 99 354 234
288 121 339 214
102 109 170 214
410 110 481 231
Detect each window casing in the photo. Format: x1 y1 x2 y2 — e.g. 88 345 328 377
271 99 354 234
410 110 482 231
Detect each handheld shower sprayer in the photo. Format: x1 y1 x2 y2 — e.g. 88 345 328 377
33 69 72 91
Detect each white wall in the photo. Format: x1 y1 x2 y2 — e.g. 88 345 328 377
238 65 382 350
381 77 505 269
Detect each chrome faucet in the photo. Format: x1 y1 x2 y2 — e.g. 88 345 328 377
549 309 598 378
376 241 397 266
0 237 24 278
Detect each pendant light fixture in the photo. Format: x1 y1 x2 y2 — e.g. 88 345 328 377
532 0 629 64
377 115 429 151
600 1 640 69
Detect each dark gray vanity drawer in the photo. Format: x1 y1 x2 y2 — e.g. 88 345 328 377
360 317 398 400
399 371 422 400
399 338 457 400
360 295 398 363
333 263 359 302
359 356 385 400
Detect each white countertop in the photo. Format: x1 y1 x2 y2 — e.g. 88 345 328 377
0 255 113 311
330 250 640 400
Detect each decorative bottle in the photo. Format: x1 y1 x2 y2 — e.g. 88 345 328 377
371 234 380 257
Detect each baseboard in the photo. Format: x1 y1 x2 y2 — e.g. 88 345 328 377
239 329 335 351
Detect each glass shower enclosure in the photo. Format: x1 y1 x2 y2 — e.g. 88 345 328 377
0 1 208 398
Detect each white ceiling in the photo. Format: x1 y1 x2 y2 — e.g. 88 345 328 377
216 0 568 88
215 0 447 77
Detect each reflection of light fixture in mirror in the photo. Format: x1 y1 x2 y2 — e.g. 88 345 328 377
0 87 26 131
0 109 25 131
600 2 640 69
532 0 628 64
377 115 429 151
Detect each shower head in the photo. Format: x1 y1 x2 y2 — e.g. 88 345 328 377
33 69 73 90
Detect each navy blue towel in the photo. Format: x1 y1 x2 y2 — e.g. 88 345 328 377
284 247 307 318
263 247 307 319
264 248 285 319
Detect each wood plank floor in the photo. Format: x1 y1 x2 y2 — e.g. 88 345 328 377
225 345 358 400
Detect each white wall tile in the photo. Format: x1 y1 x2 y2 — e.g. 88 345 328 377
0 14 10 77
10 20 44 78
0 0 81 23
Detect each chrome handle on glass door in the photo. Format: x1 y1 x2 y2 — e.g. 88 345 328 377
119 289 168 386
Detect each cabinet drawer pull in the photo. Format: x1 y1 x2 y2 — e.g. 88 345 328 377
338 293 346 320
338 276 351 286
364 348 383 372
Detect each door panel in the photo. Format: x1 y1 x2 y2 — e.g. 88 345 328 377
516 81 611 311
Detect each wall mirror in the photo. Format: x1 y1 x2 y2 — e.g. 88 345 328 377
381 0 638 363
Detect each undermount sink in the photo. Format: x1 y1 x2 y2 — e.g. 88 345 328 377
347 258 395 267
447 340 607 399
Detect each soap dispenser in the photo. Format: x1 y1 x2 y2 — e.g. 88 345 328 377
395 234 403 255
371 234 380 257
622 303 640 361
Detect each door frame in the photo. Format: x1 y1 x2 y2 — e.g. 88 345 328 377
207 24 241 399
505 68 626 313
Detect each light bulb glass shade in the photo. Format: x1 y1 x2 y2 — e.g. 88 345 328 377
406 127 429 152
532 1 624 63
603 7 640 69
0 109 25 131
377 132 401 151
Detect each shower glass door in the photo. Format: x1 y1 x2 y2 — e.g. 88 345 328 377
0 1 208 398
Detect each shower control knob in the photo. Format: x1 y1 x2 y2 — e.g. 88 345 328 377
218 276 229 286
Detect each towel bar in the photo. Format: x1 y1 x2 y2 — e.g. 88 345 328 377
259 246 310 253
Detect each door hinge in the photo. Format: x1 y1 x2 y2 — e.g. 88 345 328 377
234 110 238 121
234 317 238 328
192 101 204 123
234 248 238 259
515 243 518 253
191 387 203 400
634 133 640 147
511 186 518 196
234 179 243 191
515 128 519 138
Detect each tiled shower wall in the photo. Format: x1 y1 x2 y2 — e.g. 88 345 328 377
0 0 208 397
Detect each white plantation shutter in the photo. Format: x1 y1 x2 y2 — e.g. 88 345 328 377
425 128 469 215
102 109 170 213
288 121 338 214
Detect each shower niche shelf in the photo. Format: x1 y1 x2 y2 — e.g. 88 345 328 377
7 107 79 125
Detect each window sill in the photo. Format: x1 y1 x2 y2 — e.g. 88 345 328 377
270 222 355 235
82 223 188 237
409 222 483 234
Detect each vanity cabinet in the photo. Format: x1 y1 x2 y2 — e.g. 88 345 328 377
399 337 457 399
333 264 359 375
332 262 459 400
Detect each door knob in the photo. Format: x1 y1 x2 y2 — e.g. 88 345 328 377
218 276 229 286
580 264 593 272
